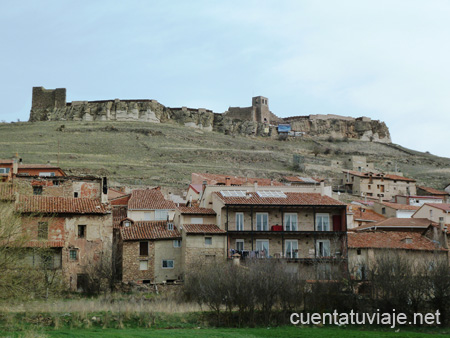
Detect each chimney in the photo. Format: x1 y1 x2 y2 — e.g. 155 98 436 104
439 217 445 232
225 177 231 186
320 181 325 196
202 180 207 192
254 182 258 191
232 253 241 266
101 177 108 204
378 195 383 203
12 155 18 175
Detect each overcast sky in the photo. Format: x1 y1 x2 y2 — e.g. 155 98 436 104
1 1 449 158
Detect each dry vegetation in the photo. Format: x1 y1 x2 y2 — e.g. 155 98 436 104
0 121 449 190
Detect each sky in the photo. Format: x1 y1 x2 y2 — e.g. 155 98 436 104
1 1 449 158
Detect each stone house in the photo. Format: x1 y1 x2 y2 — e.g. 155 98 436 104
343 170 416 200
127 187 176 222
346 204 386 229
173 206 226 273
120 221 182 284
15 195 112 291
416 186 449 203
372 201 419 218
394 195 444 207
348 230 448 280
412 203 450 227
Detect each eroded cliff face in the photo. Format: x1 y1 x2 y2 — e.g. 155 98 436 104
284 116 391 143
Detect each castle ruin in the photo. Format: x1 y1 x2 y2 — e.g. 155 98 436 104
29 87 391 142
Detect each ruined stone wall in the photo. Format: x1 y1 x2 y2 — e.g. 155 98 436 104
32 87 66 110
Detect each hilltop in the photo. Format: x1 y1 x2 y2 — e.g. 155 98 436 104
0 120 449 192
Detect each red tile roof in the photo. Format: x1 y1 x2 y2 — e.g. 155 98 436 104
191 173 284 186
349 206 386 222
128 188 176 210
16 195 109 214
381 202 419 211
214 192 345 206
424 203 450 212
344 170 415 182
182 224 226 234
418 186 449 196
120 221 181 240
188 184 203 194
355 218 436 231
108 188 128 200
110 194 131 206
177 206 216 215
348 231 444 251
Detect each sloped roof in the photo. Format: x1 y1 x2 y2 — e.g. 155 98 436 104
348 231 444 251
214 192 345 206
349 206 386 222
120 221 181 240
283 176 321 183
128 188 176 210
108 188 128 200
16 195 109 214
343 170 415 182
188 184 203 194
381 202 419 211
355 218 436 231
177 206 216 215
423 203 450 212
110 194 131 206
192 173 284 186
182 224 226 234
417 186 449 195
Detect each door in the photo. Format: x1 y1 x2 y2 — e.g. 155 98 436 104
332 215 342 231
256 240 269 258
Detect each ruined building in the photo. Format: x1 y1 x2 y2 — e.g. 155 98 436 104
29 87 391 142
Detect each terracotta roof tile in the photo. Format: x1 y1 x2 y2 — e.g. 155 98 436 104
355 218 436 231
177 206 216 215
214 192 345 206
381 202 419 211
283 176 321 183
128 188 176 210
0 183 15 201
120 221 181 240
182 224 226 234
424 203 450 212
418 186 449 195
348 231 444 251
192 173 284 186
110 194 131 206
349 206 386 222
16 195 109 214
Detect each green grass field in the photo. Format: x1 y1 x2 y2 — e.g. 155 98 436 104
1 326 449 338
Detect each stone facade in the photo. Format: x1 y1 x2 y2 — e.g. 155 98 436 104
122 240 156 283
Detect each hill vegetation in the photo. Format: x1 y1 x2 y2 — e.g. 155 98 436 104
0 120 449 191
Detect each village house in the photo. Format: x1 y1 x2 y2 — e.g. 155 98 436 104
348 229 448 280
352 217 437 232
416 186 449 203
127 187 177 221
394 194 444 206
346 204 386 229
343 170 416 200
372 201 419 218
120 220 182 284
412 203 450 228
173 206 226 273
0 156 66 182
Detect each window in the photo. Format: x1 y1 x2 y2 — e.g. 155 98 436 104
285 240 298 258
139 260 148 270
256 240 269 258
73 192 79 198
236 212 244 231
167 223 174 230
33 186 43 195
256 213 269 231
191 217 203 224
368 185 371 190
39 172 55 177
78 225 86 238
430 210 433 218
235 239 244 251
316 214 330 231
124 221 131 227
284 213 298 231
205 237 212 245
381 207 386 215
316 240 331 257
162 260 174 269
173 239 181 248
144 212 151 221
155 210 169 221
0 168 10 174
357 248 362 255
52 180 59 186
69 249 78 261
38 222 48 239
139 241 149 256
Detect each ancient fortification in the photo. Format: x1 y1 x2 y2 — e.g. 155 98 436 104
29 87 391 142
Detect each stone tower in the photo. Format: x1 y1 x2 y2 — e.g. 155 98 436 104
252 96 270 123
31 87 66 110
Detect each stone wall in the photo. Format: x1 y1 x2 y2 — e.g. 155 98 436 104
122 240 155 283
